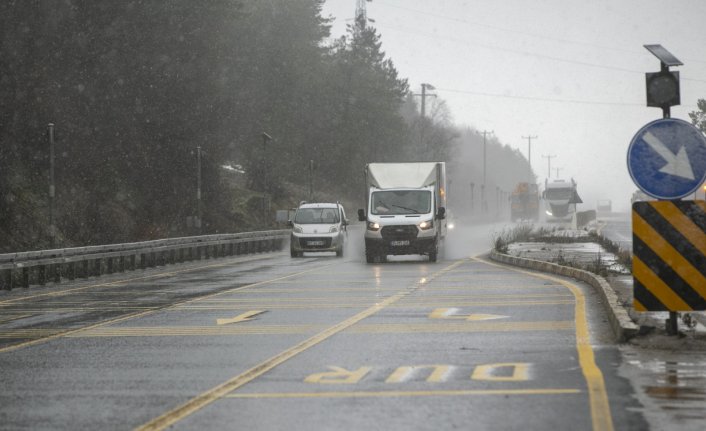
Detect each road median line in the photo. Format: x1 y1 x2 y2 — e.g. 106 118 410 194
136 259 465 431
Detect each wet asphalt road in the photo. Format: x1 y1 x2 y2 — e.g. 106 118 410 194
0 221 654 430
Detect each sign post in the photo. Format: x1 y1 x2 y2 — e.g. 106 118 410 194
628 45 706 335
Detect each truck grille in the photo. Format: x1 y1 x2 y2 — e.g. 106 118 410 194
380 225 418 240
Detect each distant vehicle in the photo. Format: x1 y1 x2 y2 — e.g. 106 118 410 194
510 182 540 221
357 162 447 263
289 202 348 257
543 178 582 221
596 199 612 214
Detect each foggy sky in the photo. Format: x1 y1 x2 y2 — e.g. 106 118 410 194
322 0 706 212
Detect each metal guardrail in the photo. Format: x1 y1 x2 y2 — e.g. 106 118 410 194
0 230 290 291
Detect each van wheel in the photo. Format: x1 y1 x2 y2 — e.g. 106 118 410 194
291 249 301 258
428 250 437 262
336 246 343 257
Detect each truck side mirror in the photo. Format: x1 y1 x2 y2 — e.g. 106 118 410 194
357 209 366 221
437 207 446 219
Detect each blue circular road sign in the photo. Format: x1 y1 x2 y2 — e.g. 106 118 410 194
627 118 706 199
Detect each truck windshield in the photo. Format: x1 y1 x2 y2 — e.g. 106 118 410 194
294 208 339 224
371 190 431 215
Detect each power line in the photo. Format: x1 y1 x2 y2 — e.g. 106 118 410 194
371 22 706 84
435 87 646 107
374 0 706 66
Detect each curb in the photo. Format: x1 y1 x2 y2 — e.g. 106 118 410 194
489 250 639 342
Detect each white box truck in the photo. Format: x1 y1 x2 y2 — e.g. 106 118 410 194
357 162 447 263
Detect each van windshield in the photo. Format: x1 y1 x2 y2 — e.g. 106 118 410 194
294 208 339 224
371 190 431 215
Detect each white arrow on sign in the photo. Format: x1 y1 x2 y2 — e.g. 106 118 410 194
643 131 695 180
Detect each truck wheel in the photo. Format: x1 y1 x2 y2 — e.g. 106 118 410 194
336 246 343 257
291 249 301 258
365 249 374 263
428 251 437 262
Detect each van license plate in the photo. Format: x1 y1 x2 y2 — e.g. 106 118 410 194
390 240 409 246
307 240 324 246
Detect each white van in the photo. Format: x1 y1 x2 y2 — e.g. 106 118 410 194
289 203 348 257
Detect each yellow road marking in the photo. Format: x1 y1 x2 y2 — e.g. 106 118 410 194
428 308 509 321
216 310 266 326
175 299 575 310
0 262 336 354
472 363 529 381
385 365 451 383
135 259 465 431
224 388 581 399
476 257 614 431
304 366 372 384
348 321 573 333
42 320 572 338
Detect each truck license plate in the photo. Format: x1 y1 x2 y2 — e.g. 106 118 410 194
307 240 324 246
390 240 409 246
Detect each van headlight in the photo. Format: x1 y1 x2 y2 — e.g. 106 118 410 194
419 219 433 230
367 221 381 231
293 225 303 233
329 225 339 233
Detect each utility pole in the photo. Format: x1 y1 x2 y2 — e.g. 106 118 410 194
481 130 493 214
196 146 202 235
541 154 556 180
414 83 436 157
555 167 563 178
522 135 537 180
47 123 56 248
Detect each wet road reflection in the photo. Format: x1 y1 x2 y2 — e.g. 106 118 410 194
622 349 706 429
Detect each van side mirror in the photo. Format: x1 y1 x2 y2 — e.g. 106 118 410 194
437 207 446 220
357 209 366 221
287 220 294 227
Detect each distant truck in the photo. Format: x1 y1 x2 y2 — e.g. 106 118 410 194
357 162 447 263
510 182 540 221
543 178 582 221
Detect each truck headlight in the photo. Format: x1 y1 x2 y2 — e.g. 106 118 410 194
293 225 303 233
367 221 380 231
419 219 433 230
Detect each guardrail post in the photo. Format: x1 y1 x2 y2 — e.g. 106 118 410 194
2 269 12 290
53 264 61 283
107 257 114 274
94 258 102 276
22 267 29 288
140 253 146 269
68 262 75 280
38 265 46 286
82 260 89 278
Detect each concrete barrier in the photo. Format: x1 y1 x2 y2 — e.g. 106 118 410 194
489 249 638 342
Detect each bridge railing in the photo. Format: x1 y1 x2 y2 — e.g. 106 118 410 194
0 230 290 291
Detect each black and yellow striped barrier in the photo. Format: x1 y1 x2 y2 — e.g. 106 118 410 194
632 200 706 311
